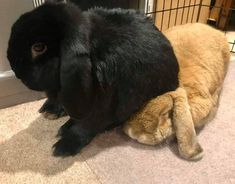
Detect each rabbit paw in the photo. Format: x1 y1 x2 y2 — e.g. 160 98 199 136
53 122 95 157
53 134 83 156
39 99 67 120
179 142 204 161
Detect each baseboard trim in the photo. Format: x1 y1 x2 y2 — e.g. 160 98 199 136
0 70 45 109
0 91 45 109
0 70 14 81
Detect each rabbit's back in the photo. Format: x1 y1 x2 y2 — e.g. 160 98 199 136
88 8 179 122
164 23 230 95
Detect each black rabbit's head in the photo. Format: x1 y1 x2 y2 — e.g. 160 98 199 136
7 2 83 91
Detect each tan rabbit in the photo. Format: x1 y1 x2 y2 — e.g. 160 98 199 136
123 23 231 161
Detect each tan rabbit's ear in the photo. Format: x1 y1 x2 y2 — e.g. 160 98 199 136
155 94 174 116
169 87 204 161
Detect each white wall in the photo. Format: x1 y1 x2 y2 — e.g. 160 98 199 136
0 0 33 72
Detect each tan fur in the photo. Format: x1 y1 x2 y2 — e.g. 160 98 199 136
123 23 231 161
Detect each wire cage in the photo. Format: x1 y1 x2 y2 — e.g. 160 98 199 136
145 0 235 53
33 0 45 7
33 0 66 7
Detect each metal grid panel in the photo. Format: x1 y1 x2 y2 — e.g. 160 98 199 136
33 0 45 7
33 0 67 8
146 0 235 53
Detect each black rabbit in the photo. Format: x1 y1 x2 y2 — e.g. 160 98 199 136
7 2 179 156
40 0 138 119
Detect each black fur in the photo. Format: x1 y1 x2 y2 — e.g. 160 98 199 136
7 3 179 156
48 0 132 10
40 0 137 118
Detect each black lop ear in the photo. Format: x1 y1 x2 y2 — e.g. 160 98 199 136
59 52 94 119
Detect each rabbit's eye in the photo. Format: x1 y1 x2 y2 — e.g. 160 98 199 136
31 43 47 58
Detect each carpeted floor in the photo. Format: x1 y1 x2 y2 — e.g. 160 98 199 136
0 60 235 184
